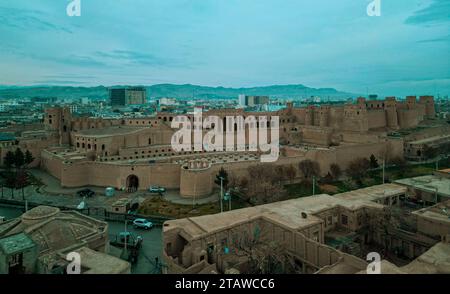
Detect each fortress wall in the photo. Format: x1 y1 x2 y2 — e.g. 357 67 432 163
328 107 344 130
40 151 64 179
404 125 450 142
147 164 181 189
397 109 419 129
291 108 307 125
416 104 426 121
367 110 387 129
58 161 181 189
335 139 403 169
301 126 332 146
341 132 382 144
60 162 92 187
180 167 213 198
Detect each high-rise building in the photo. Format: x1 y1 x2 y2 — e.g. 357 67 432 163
109 87 147 106
238 95 269 107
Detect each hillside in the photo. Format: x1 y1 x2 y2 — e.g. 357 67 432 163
0 84 355 100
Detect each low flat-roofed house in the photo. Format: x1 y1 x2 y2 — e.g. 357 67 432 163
162 186 408 274
162 183 450 274
0 233 38 274
73 247 131 274
395 175 450 205
0 133 16 147
355 241 450 274
434 168 450 179
404 134 450 161
111 198 131 214
412 200 450 240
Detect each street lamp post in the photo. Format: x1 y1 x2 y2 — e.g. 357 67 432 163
220 177 224 213
312 176 316 196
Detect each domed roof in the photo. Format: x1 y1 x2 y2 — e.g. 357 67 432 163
22 206 60 221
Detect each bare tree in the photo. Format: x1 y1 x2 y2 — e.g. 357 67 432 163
329 163 342 180
298 160 321 182
284 165 297 183
246 164 287 205
346 157 370 183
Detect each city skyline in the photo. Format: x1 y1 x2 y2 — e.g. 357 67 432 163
0 0 449 96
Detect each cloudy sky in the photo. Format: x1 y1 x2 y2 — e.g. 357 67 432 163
0 0 449 96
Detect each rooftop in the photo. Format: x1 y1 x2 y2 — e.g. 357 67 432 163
395 175 450 197
74 247 131 274
0 133 16 142
412 200 450 223
0 233 35 255
409 134 450 145
76 126 143 138
164 184 403 239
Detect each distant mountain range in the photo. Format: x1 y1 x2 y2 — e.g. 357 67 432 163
0 84 356 100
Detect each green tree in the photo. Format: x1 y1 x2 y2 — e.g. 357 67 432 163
369 154 379 169
14 148 25 169
25 150 35 166
215 167 229 190
3 151 15 169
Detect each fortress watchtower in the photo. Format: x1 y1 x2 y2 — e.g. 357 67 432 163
419 96 435 118
342 103 368 133
384 97 399 130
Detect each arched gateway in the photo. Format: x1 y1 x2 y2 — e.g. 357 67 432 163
126 175 139 193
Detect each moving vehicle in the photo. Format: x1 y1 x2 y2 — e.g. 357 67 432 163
133 218 153 230
110 232 143 263
76 188 95 198
148 186 166 194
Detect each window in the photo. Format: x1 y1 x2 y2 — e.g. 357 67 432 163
312 231 319 242
341 214 348 225
327 215 332 226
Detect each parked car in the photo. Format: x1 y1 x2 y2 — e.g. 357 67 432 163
133 218 153 230
77 188 95 198
148 186 166 194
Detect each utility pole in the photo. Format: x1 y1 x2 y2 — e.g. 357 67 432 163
312 176 316 196
124 218 128 256
192 176 197 209
220 177 224 213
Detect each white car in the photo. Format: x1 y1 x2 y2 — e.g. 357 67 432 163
148 186 166 194
133 218 153 230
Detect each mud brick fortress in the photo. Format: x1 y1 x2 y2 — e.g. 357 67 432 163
3 95 436 198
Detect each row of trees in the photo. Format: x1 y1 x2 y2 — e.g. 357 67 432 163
1 148 35 199
215 153 411 206
3 148 34 170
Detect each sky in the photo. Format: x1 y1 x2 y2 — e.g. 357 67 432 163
0 0 449 96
